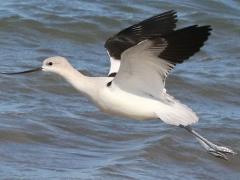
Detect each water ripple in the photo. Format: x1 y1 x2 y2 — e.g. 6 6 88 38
0 0 239 179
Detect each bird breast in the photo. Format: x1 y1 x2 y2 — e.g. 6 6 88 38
96 84 159 120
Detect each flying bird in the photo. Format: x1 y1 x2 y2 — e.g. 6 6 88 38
2 10 236 160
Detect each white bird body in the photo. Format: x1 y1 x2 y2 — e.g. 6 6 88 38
48 59 198 126
96 82 198 125
94 81 159 120
52 64 157 120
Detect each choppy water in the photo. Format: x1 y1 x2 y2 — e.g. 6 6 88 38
0 0 239 179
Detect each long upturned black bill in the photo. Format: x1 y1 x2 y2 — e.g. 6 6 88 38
0 67 42 75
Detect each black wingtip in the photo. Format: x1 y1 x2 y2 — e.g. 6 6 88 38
158 25 212 64
163 10 177 17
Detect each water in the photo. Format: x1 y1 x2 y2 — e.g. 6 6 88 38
0 0 239 179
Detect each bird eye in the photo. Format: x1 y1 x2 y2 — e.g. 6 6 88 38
47 62 53 66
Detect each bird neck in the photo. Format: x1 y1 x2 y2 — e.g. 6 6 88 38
60 68 95 97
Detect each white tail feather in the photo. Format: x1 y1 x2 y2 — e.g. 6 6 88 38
155 94 198 126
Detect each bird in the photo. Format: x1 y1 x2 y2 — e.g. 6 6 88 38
1 10 236 160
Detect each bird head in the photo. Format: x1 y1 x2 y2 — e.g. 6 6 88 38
42 56 73 76
0 56 73 76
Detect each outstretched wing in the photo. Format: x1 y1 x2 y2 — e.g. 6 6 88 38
105 10 177 76
112 25 212 99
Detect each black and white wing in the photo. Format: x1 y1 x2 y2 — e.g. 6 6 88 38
105 10 177 77
111 25 212 99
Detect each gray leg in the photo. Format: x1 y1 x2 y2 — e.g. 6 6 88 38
180 125 237 160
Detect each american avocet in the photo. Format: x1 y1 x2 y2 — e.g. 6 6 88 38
2 10 236 160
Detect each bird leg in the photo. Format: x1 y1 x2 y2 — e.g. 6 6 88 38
179 125 237 160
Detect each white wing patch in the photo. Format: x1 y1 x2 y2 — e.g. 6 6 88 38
107 51 121 76
112 39 173 99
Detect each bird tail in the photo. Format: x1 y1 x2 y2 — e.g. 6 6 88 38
155 93 198 126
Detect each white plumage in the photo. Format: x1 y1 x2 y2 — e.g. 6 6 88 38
2 11 236 160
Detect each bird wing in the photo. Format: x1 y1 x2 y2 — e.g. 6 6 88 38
105 10 177 77
111 25 211 99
